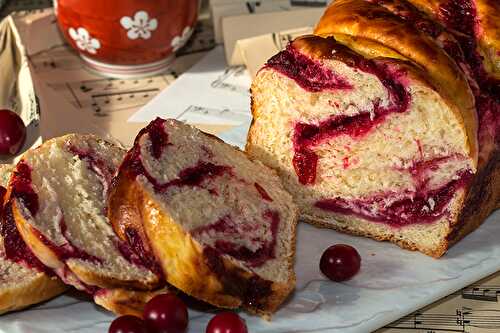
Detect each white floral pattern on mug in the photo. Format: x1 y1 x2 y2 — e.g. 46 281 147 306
171 26 193 52
68 27 101 54
120 11 158 40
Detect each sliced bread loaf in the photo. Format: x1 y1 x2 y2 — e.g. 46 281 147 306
8 134 163 314
109 118 298 316
0 164 67 314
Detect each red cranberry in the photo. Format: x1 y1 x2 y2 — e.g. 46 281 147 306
109 315 148 333
206 312 248 333
320 244 361 282
0 109 26 156
143 294 188 333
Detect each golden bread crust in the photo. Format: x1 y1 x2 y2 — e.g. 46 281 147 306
475 0 500 78
67 260 158 291
301 214 448 258
447 151 500 248
315 0 478 164
0 272 67 315
404 0 500 79
94 287 170 317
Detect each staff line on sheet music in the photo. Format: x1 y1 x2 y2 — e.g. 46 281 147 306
66 82 82 108
91 88 160 99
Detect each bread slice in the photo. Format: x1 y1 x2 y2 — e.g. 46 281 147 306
246 35 485 257
8 134 163 314
0 164 67 314
108 118 298 317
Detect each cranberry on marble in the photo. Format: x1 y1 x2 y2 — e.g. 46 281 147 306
109 315 148 333
206 312 248 333
143 294 188 333
0 109 26 156
320 244 361 282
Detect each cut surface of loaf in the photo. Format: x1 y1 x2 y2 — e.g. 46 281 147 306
9 134 161 300
109 118 298 316
247 34 482 257
0 164 67 315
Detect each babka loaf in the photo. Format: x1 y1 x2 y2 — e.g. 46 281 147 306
8 134 164 315
108 118 298 316
0 164 67 314
247 0 499 257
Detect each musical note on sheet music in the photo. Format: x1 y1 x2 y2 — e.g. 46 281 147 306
177 18 216 57
176 105 250 126
461 285 500 302
211 66 250 96
30 45 85 72
290 0 329 7
378 275 500 333
385 308 500 332
46 75 176 115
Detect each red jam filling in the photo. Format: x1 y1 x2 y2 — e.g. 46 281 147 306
68 145 116 192
273 45 410 185
124 119 233 193
0 185 6 203
316 170 473 227
203 247 273 311
438 0 475 38
254 182 273 202
31 216 102 264
192 210 280 268
1 202 52 274
68 145 160 272
10 161 39 217
147 117 170 159
123 227 164 276
265 45 352 92
438 0 500 105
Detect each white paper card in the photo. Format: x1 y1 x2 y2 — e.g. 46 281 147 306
128 46 252 130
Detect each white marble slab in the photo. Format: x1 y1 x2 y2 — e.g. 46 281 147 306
2 212 500 333
2 120 500 333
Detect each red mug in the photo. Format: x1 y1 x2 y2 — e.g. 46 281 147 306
55 0 199 78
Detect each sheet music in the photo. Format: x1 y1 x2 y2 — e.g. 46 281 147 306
378 272 500 333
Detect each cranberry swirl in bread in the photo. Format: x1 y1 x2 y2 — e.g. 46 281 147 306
247 0 499 257
108 118 298 317
0 164 67 315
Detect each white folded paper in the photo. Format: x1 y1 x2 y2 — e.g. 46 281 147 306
128 46 252 135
